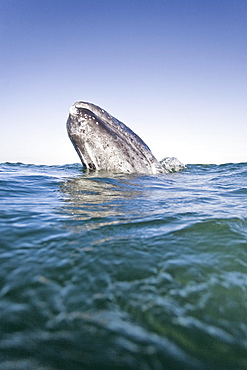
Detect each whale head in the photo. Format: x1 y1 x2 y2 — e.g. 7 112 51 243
67 101 164 174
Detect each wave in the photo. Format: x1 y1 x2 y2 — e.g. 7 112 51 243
1 161 247 368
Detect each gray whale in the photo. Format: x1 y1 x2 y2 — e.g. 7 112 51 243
67 101 185 174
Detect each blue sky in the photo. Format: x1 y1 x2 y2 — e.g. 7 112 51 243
1 0 246 165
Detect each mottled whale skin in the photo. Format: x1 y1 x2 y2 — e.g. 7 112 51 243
67 101 184 174
67 101 164 174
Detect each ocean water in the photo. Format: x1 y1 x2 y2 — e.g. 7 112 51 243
1 162 247 369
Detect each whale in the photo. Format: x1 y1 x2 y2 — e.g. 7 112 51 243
67 101 185 174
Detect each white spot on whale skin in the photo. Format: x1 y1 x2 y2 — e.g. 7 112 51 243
69 105 79 116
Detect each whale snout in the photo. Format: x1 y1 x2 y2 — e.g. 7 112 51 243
67 101 177 174
69 105 79 117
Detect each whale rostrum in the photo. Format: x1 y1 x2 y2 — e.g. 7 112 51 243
67 101 185 174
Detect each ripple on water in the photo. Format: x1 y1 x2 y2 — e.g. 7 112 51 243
1 162 247 369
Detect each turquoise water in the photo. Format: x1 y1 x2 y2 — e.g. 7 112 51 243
1 162 247 369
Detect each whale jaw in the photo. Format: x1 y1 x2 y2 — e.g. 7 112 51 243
67 101 165 174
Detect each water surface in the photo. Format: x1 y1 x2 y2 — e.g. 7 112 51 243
1 162 247 369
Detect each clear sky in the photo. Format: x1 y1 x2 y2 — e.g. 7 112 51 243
1 0 246 165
